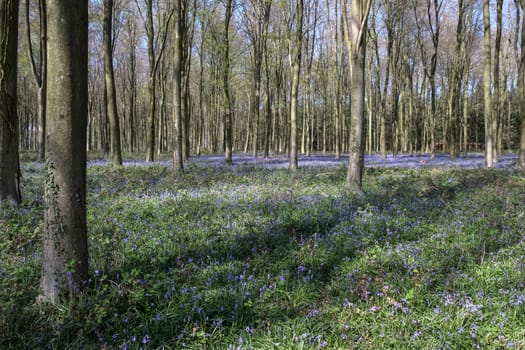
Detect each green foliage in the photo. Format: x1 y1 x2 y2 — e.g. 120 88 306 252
1 161 524 348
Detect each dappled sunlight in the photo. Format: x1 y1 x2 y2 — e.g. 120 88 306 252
2 158 524 348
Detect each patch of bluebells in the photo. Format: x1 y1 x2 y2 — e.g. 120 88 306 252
86 152 519 171
6 153 525 350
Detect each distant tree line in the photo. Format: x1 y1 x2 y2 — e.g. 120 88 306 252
12 0 524 166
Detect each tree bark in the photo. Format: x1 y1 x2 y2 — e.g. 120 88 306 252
261 1 272 158
127 19 137 153
342 0 371 193
289 0 303 171
0 0 20 206
222 0 233 165
173 0 184 172
143 0 172 162
103 0 123 166
449 0 467 160
493 0 503 160
41 0 89 303
518 0 525 169
145 0 156 162
25 0 47 162
483 0 494 167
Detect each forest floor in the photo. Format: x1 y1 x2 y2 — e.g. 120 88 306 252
89 151 519 170
1 152 524 349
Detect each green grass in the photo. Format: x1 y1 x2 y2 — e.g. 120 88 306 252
1 160 524 349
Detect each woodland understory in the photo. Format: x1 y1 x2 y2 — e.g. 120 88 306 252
1 153 524 349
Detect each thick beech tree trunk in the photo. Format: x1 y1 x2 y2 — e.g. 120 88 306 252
41 0 89 303
342 0 371 193
0 0 20 206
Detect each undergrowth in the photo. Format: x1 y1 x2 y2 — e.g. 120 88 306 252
1 159 524 349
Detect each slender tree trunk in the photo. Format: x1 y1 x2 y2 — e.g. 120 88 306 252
244 94 251 153
463 71 469 153
366 51 373 154
184 0 196 161
263 47 272 158
41 0 89 303
173 0 184 172
334 18 343 159
518 0 525 169
145 0 156 162
449 0 466 160
197 31 205 156
493 0 503 161
222 0 233 164
127 20 137 153
274 57 283 154
0 0 20 206
143 0 172 161
380 14 391 159
158 65 167 155
26 0 47 162
289 0 303 171
483 0 494 167
103 0 122 166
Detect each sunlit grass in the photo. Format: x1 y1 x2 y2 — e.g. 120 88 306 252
1 155 524 348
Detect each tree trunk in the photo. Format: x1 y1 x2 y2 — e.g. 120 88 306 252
128 20 137 153
173 0 184 173
197 28 205 156
483 0 494 167
145 0 156 162
263 45 272 158
518 0 525 169
463 71 469 153
0 0 20 206
103 0 123 166
449 0 466 160
26 0 47 162
289 0 303 171
493 0 503 161
41 0 89 303
222 0 233 165
342 0 370 194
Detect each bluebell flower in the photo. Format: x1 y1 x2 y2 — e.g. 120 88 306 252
369 305 381 312
307 309 320 318
411 330 421 340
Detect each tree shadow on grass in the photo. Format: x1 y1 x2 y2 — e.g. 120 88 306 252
8 166 524 348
